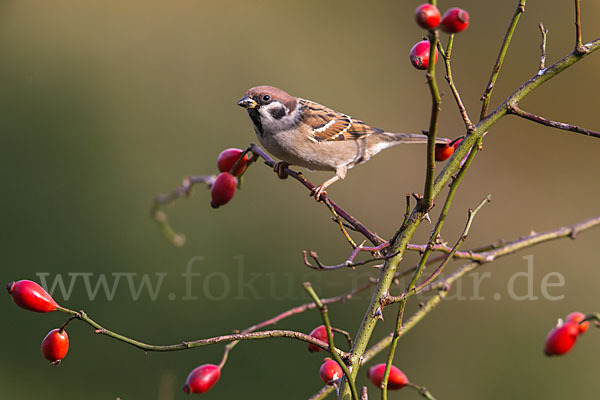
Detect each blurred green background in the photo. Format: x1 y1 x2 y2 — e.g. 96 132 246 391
2 1 599 399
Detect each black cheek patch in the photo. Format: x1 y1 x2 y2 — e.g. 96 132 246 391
269 106 287 120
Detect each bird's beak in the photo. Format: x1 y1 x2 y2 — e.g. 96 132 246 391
237 95 258 109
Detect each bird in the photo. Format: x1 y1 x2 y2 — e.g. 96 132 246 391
237 85 447 200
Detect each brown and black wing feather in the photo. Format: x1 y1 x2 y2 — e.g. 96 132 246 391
299 99 383 142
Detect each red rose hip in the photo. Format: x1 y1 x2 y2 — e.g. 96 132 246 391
544 322 579 356
307 325 329 352
441 7 470 34
210 172 237 208
319 358 343 385
41 328 69 365
565 312 589 334
367 363 408 390
409 40 438 70
217 148 249 176
435 137 463 162
7 280 58 313
415 4 441 30
183 364 221 394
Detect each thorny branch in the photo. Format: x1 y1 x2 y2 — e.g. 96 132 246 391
312 213 600 399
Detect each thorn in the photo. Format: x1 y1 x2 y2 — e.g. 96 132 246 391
422 213 432 223
374 307 384 321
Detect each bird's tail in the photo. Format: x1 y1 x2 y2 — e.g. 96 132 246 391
384 132 449 144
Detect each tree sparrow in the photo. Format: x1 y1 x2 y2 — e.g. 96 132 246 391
238 85 446 199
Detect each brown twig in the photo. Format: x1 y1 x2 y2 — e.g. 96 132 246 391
508 104 600 139
303 242 392 270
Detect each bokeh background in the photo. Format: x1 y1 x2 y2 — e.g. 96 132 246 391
2 1 599 399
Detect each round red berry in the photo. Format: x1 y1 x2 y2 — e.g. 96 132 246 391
565 312 589 334
409 40 438 70
217 148 249 176
7 280 58 313
307 325 330 352
415 4 441 30
440 8 470 34
367 363 408 390
544 322 579 356
319 358 343 385
210 172 237 208
183 364 221 394
41 328 69 365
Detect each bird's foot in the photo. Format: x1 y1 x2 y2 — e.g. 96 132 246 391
310 185 327 201
273 161 290 179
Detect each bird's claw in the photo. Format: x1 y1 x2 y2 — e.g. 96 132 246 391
310 185 327 201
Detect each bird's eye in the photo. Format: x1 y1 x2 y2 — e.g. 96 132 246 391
262 94 271 102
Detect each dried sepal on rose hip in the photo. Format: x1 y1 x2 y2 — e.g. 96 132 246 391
544 319 579 356
7 280 59 313
210 172 237 208
217 148 249 176
307 325 329 352
41 328 69 365
183 364 221 394
319 358 343 386
367 363 408 390
440 7 470 34
415 4 441 30
409 40 438 70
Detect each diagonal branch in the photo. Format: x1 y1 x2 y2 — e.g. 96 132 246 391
249 144 387 246
508 104 600 139
318 214 600 400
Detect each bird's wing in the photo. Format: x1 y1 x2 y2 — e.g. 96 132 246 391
299 99 383 142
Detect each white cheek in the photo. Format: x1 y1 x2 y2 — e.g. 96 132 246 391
261 103 287 121
259 103 300 133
